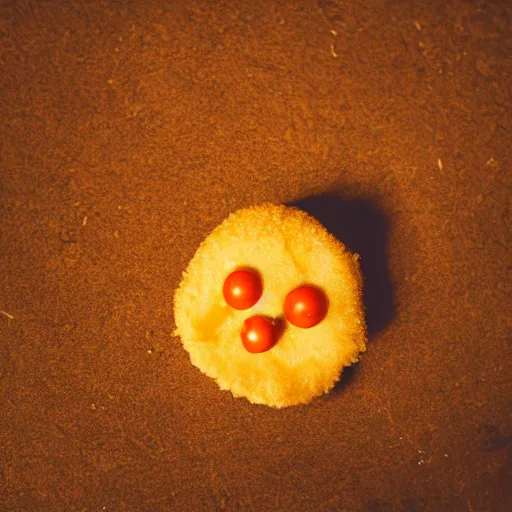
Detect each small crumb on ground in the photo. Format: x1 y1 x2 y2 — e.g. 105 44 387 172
1 310 14 320
437 158 443 170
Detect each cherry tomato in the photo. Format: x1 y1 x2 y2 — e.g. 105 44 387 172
284 285 328 328
241 315 278 353
223 269 262 310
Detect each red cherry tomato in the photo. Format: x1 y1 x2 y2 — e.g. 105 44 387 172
284 285 328 328
241 315 278 353
223 269 263 310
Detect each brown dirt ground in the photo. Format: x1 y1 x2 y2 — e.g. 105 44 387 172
1 1 511 511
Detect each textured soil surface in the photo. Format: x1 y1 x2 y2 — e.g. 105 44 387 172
1 1 511 511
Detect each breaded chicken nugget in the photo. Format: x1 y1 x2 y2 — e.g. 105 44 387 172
174 204 366 407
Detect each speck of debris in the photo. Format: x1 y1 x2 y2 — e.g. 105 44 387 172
414 21 422 31
330 44 338 58
1 310 14 321
90 403 97 410
437 158 443 170
330 29 337 36
82 215 88 226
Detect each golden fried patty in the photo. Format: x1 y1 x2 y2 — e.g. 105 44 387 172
174 204 366 407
